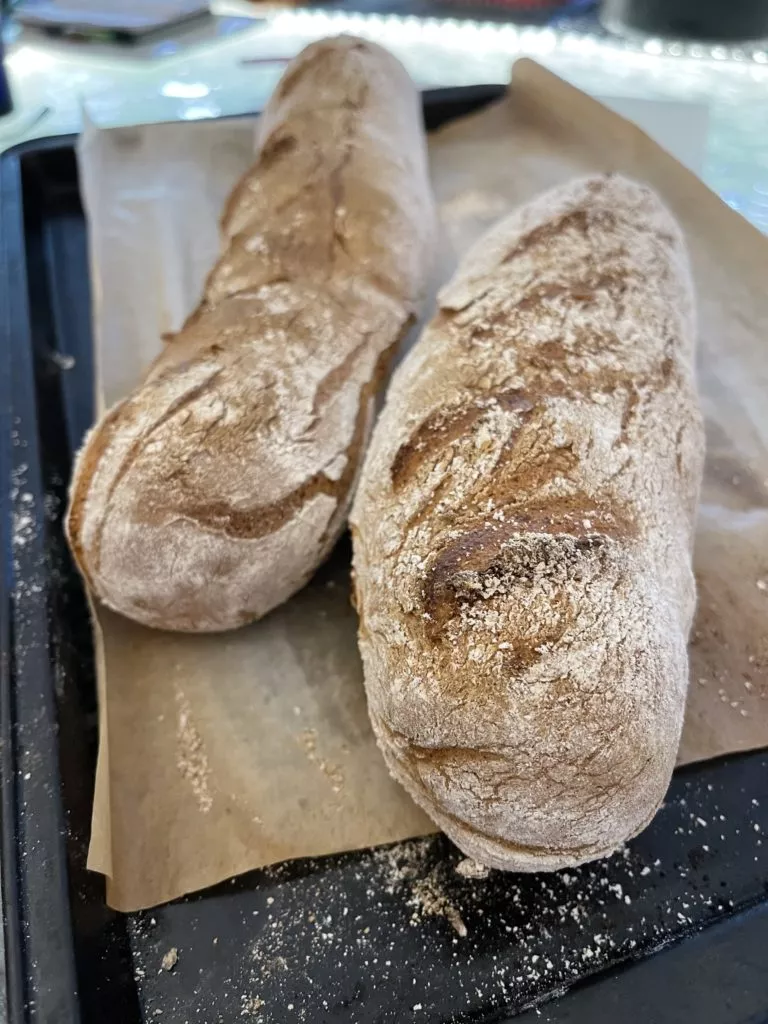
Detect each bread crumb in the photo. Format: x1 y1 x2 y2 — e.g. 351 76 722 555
241 995 265 1016
296 728 345 793
455 857 490 880
375 839 468 937
161 948 178 972
411 878 467 937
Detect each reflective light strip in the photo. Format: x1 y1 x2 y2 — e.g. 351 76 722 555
266 8 768 69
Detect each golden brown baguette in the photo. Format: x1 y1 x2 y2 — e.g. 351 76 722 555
67 36 435 632
351 175 704 870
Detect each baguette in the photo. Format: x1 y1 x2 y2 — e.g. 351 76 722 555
67 36 435 632
351 175 704 870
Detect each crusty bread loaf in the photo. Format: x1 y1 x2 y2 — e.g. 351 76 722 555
351 175 704 870
67 36 435 632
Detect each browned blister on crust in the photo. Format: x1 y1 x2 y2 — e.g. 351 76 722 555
66 36 435 631
351 175 704 871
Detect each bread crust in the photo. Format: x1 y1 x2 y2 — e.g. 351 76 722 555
67 36 435 631
351 175 704 870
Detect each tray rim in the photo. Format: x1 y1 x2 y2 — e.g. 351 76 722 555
0 144 81 1024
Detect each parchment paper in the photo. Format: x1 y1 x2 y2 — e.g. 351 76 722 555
81 60 768 912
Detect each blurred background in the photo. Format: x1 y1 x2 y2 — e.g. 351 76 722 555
0 2 766 221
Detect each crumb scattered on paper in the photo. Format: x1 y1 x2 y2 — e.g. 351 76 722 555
296 727 344 794
175 687 213 813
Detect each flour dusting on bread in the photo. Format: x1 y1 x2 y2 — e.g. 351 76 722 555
352 175 704 870
67 37 435 631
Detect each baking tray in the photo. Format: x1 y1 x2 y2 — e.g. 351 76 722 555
2 87 768 1024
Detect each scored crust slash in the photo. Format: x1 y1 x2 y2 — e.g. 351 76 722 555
65 36 435 632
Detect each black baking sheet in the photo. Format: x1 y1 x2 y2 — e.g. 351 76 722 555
2 88 768 1024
